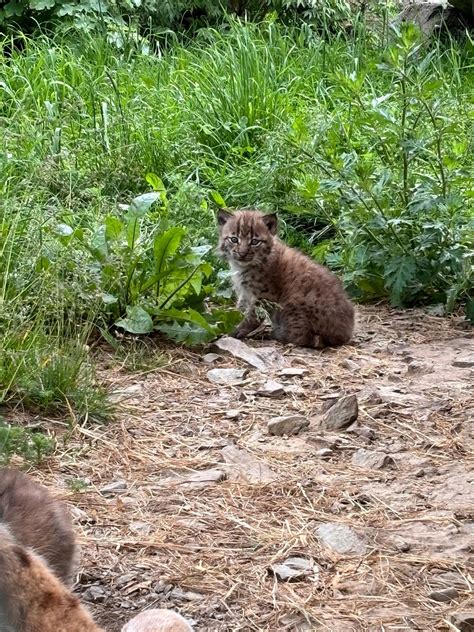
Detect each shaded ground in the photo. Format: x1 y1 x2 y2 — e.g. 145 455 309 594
27 306 473 631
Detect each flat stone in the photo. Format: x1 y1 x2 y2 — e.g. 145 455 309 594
206 368 247 385
201 353 222 364
225 409 241 420
109 383 144 403
255 380 285 398
452 353 474 368
175 467 227 490
212 337 285 371
278 367 308 377
317 522 367 556
100 480 127 496
341 359 360 371
428 587 459 603
320 395 358 431
270 557 318 582
82 585 107 603
351 448 393 470
222 446 277 483
268 415 309 436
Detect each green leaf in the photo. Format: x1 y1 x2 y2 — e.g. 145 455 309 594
90 225 108 261
115 306 153 334
145 173 166 192
30 0 56 8
105 216 123 241
127 217 140 249
210 190 227 208
384 256 417 305
153 227 186 274
128 192 160 218
156 321 214 346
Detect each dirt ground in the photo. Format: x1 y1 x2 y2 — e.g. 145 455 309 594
27 306 474 631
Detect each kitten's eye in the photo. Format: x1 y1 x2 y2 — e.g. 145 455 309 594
229 236 239 244
250 238 261 246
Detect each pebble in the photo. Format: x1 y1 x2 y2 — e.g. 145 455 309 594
270 557 318 582
428 587 459 603
255 380 285 398
317 522 367 556
206 368 247 385
100 480 128 496
351 448 393 470
82 585 107 603
268 415 309 437
320 394 358 431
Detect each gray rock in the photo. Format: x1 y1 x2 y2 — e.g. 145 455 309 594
428 587 459 602
255 380 285 398
206 368 247 385
100 480 127 495
225 409 241 420
268 415 309 436
222 445 277 483
168 587 204 601
452 353 474 368
201 352 222 364
213 336 285 371
270 556 318 582
109 383 144 403
449 612 474 631
317 522 367 556
393 2 469 37
341 359 360 371
82 585 106 603
278 367 308 377
320 395 358 431
351 448 393 470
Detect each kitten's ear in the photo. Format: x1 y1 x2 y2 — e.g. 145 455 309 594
262 213 278 235
216 209 233 227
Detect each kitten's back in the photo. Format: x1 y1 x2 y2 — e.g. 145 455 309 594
0 467 76 584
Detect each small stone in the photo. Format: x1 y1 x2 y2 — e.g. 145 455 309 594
452 353 474 368
351 448 393 470
349 426 375 441
428 587 459 603
206 368 247 385
222 445 277 483
82 585 106 603
212 336 285 371
225 409 241 420
449 612 474 631
129 521 152 536
320 395 358 431
341 359 360 371
315 448 333 458
100 480 127 496
278 367 308 377
109 383 143 403
255 380 285 398
268 415 309 437
269 557 318 582
317 522 367 556
70 506 91 524
201 353 221 364
168 588 204 601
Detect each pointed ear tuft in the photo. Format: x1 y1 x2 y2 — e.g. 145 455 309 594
217 209 233 227
262 213 278 235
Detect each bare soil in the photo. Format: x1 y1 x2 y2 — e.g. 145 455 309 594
24 306 474 631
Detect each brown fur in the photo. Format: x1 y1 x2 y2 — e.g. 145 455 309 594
0 524 100 632
217 209 355 347
0 467 76 585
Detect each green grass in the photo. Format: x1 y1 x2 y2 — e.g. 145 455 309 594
0 14 473 444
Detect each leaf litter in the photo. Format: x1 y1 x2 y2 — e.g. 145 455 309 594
12 305 473 631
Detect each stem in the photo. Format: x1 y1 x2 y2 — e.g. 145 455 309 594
158 265 200 311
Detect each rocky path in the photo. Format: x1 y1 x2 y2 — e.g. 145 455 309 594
35 306 473 630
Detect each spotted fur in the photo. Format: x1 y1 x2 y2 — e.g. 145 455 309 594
217 209 355 347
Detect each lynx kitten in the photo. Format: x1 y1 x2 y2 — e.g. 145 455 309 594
217 209 354 347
